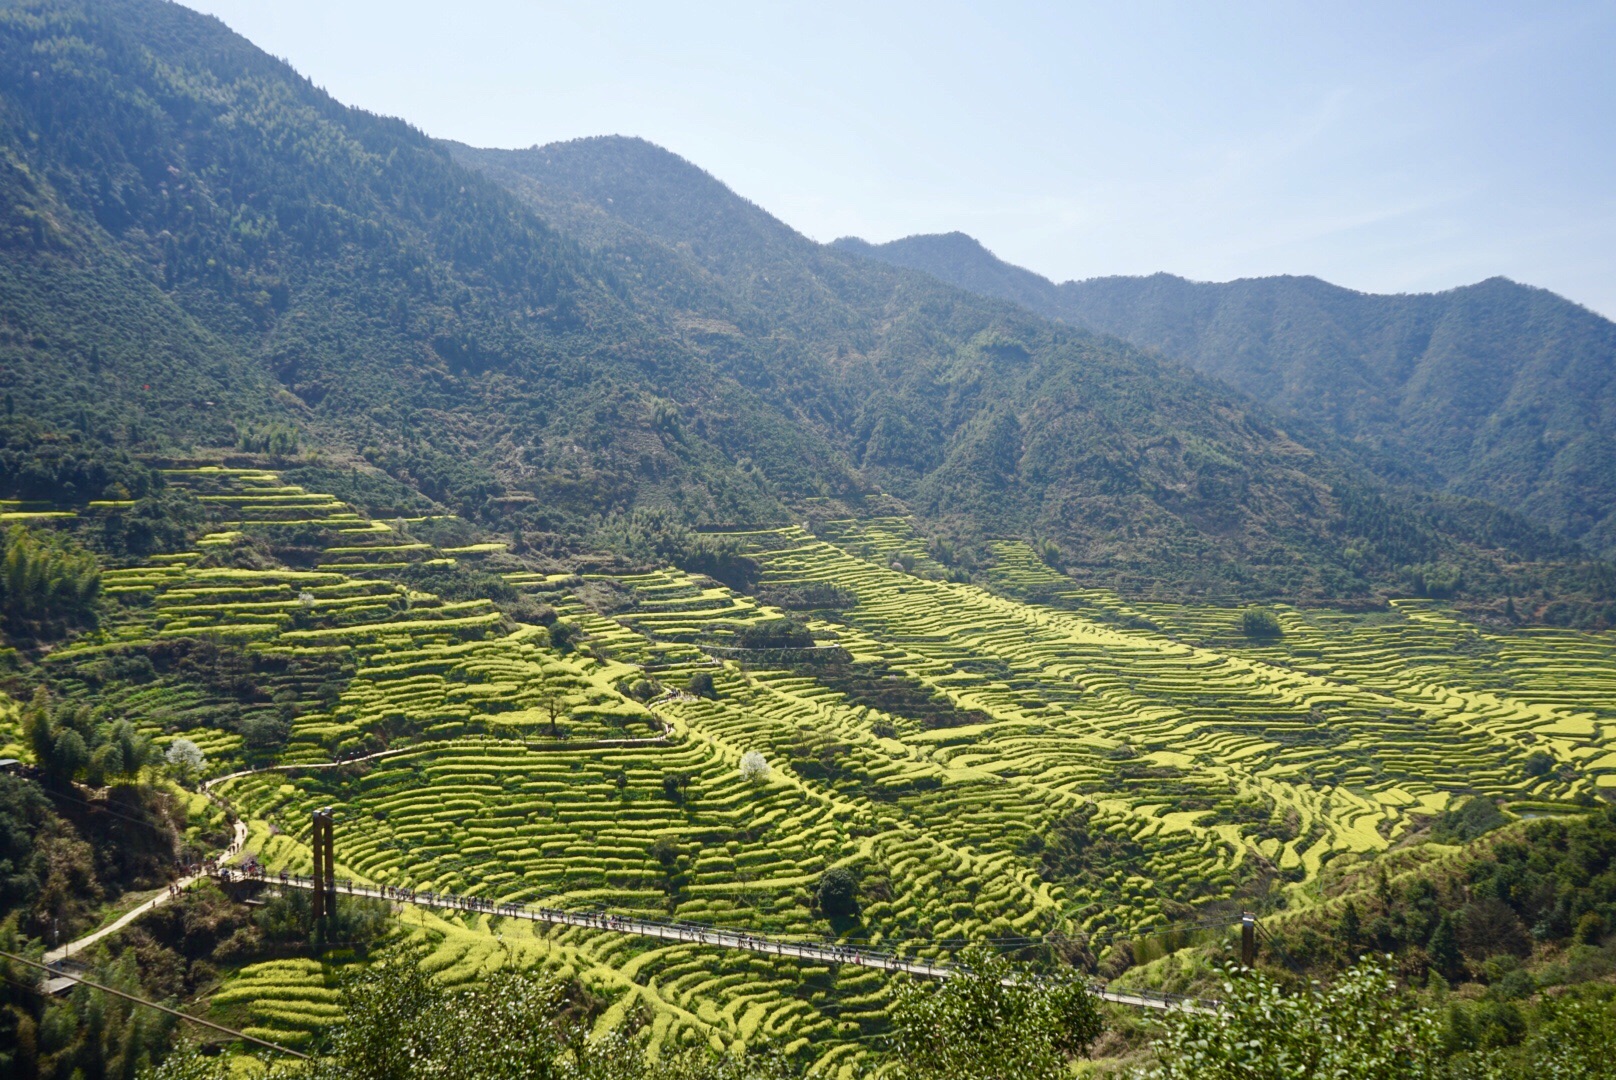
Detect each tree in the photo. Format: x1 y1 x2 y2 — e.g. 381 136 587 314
538 688 567 737
814 867 859 919
890 946 1101 1080
1428 913 1463 983
164 739 205 785
739 751 770 785
687 670 716 699
49 729 88 784
546 621 578 652
239 712 292 754
661 772 692 804
1137 956 1443 1080
1241 606 1283 638
1339 899 1363 949
0 525 101 638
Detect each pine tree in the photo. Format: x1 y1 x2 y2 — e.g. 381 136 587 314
1340 899 1363 949
1428 913 1462 982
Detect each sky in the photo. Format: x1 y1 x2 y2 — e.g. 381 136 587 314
179 1 1616 317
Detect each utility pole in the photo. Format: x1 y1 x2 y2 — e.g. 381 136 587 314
1241 911 1256 969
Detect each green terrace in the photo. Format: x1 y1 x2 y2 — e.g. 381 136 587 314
34 465 1616 1074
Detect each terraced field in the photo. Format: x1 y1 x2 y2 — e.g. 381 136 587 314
38 470 1616 1073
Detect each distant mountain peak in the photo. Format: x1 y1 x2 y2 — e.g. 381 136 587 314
840 230 1616 554
835 232 1061 312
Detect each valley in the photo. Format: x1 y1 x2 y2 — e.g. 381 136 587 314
9 465 1616 1073
1 1 1615 1075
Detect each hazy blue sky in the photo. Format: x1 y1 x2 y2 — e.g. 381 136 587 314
181 1 1616 316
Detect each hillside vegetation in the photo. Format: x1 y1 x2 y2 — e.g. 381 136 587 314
838 233 1616 558
458 137 1616 610
0 0 1599 605
7 0 1616 1074
2 463 1615 1073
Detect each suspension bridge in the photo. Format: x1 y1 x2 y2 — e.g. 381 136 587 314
214 859 1218 1012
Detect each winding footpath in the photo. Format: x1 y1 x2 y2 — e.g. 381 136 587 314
43 819 247 966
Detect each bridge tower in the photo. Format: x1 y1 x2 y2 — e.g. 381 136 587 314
310 808 336 924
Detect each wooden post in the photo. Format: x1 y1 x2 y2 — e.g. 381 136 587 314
1241 911 1256 969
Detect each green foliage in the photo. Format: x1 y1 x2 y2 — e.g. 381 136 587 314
1431 797 1507 844
22 689 154 787
0 0 1610 606
752 581 857 611
235 422 301 456
0 419 155 503
849 238 1616 562
794 656 989 731
1 525 99 638
1409 562 1465 599
0 776 54 917
1523 750 1555 778
813 867 859 919
1453 990 1616 1079
0 766 182 942
1137 957 1443 1079
1269 808 1616 986
889 947 1101 1080
2 930 179 1080
148 962 795 1080
598 510 762 591
250 890 391 953
1037 806 1148 904
457 138 1614 603
735 619 812 650
1240 606 1283 638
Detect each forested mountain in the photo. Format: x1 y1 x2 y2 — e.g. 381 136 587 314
0 0 857 535
0 0 1604 605
837 233 1616 557
456 137 1603 601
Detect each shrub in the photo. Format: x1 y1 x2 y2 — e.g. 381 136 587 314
1431 797 1506 844
890 946 1101 1080
736 619 813 650
1139 956 1443 1079
1241 606 1283 638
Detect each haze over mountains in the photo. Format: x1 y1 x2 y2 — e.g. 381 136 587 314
0 0 1610 615
836 233 1616 557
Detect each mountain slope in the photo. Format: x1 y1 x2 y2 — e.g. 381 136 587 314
837 233 1616 556
0 0 862 533
0 0 1600 606
460 138 1586 601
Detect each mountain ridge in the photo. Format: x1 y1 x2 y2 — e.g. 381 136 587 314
837 233 1616 556
0 0 1607 614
